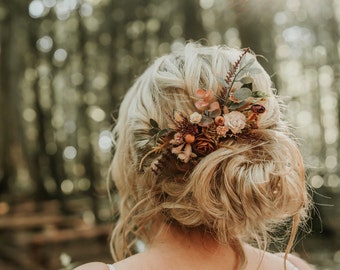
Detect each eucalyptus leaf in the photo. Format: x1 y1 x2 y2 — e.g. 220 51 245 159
149 128 159 135
240 76 254 84
199 115 214 126
248 68 262 74
236 69 247 78
228 100 247 110
236 67 262 79
207 108 221 118
243 58 255 68
234 88 252 100
242 83 253 90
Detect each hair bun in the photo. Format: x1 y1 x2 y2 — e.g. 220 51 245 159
110 43 311 263
165 128 307 243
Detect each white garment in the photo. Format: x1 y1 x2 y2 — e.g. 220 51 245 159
107 264 116 270
287 260 299 270
107 261 298 270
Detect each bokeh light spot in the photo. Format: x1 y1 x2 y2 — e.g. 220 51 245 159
29 0 45 19
199 0 214 9
325 155 337 170
53 48 68 62
98 130 112 152
63 146 77 160
61 179 74 194
79 3 93 17
296 110 312 126
310 174 324 189
82 210 95 225
87 106 106 122
36 36 53 53
327 174 340 188
43 0 56 8
23 108 37 122
77 178 91 191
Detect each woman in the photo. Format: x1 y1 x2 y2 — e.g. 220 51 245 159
75 43 312 270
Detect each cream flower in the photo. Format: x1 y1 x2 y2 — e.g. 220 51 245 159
171 143 185 154
223 111 246 134
177 144 197 163
216 125 229 137
189 112 202 124
170 132 184 145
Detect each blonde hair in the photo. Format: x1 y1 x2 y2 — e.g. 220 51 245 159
110 43 310 268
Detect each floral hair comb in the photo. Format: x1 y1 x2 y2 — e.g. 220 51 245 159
138 48 268 177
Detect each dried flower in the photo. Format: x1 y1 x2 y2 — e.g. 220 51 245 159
189 112 202 124
214 116 225 126
177 144 197 163
184 134 195 144
195 89 217 112
224 111 247 134
170 132 184 145
216 125 229 137
195 100 209 111
139 48 269 176
251 104 266 114
196 88 214 101
192 134 217 156
171 143 185 154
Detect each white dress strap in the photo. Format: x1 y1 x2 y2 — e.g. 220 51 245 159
286 260 299 270
107 264 116 270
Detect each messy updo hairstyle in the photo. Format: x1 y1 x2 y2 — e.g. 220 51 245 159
110 43 310 268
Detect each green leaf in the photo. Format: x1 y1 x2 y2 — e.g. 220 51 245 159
243 58 255 68
234 88 252 100
248 68 262 74
199 115 214 127
228 100 247 110
206 108 221 118
158 129 169 137
252 91 267 98
150 118 159 128
239 76 253 84
154 129 169 144
149 128 159 135
236 60 259 78
242 83 253 91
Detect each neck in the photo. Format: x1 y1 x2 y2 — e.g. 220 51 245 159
146 222 239 269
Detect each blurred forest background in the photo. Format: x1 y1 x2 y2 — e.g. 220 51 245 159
0 0 339 269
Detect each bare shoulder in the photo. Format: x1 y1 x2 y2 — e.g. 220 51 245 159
73 262 109 270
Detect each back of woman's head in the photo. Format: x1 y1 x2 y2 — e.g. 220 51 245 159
110 43 310 264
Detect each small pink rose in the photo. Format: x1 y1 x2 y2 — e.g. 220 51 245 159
224 111 246 134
